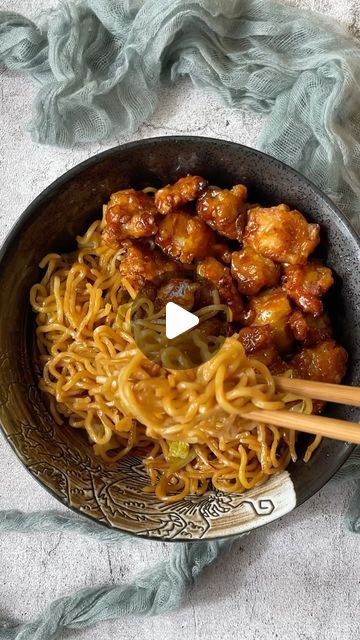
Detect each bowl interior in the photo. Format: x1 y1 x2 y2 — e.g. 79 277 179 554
0 137 358 540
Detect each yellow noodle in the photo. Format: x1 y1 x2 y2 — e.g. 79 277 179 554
304 434 322 463
30 213 320 503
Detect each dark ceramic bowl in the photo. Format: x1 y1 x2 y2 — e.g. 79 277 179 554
0 136 359 541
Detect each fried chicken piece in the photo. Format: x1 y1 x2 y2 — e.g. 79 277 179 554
119 243 176 293
103 189 158 248
237 325 288 374
197 184 248 240
212 242 232 264
289 340 348 384
231 247 280 296
243 204 320 265
257 345 289 374
246 288 293 353
302 313 333 347
196 257 245 322
155 211 216 264
154 176 208 215
238 325 273 353
238 324 272 355
246 288 292 327
193 279 237 316
282 262 334 316
288 310 308 342
197 317 229 338
289 310 333 346
154 277 199 311
193 281 217 308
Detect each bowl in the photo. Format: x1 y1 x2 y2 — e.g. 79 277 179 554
0 136 359 541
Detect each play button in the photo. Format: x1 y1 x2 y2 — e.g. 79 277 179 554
130 270 230 370
165 302 199 339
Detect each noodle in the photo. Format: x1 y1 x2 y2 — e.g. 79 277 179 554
30 208 320 503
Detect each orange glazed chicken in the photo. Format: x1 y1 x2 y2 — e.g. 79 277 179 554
289 311 333 346
154 175 208 214
243 204 320 264
155 211 216 263
103 189 158 248
246 287 294 353
196 256 245 322
237 325 287 374
119 243 175 293
283 262 334 315
197 184 247 240
290 341 347 384
99 174 347 396
231 246 280 296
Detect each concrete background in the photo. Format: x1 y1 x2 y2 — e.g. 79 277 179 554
1 1 360 638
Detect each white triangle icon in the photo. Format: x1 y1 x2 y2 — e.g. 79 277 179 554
165 302 199 340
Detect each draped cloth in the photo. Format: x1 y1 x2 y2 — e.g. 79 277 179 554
0 1 360 638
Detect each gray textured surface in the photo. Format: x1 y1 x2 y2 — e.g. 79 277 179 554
0 1 360 639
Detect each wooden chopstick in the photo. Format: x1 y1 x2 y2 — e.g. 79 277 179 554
274 376 360 408
238 408 360 444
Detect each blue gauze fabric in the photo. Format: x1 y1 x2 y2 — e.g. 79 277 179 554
0 0 360 230
0 510 232 640
0 0 360 638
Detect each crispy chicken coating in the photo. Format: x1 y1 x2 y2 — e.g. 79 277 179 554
254 344 289 374
197 317 229 338
302 313 333 346
154 277 199 311
119 243 175 293
289 340 347 384
155 211 216 264
103 189 158 248
212 242 232 265
193 281 219 309
243 204 320 265
237 325 288 374
196 257 245 322
283 262 334 316
289 310 333 346
288 310 308 342
246 287 293 353
197 184 248 240
238 325 272 353
231 246 280 296
247 288 292 326
154 176 208 215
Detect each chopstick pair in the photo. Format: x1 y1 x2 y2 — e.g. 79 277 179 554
238 377 360 444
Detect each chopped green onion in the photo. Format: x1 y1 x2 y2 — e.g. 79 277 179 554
168 441 190 460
